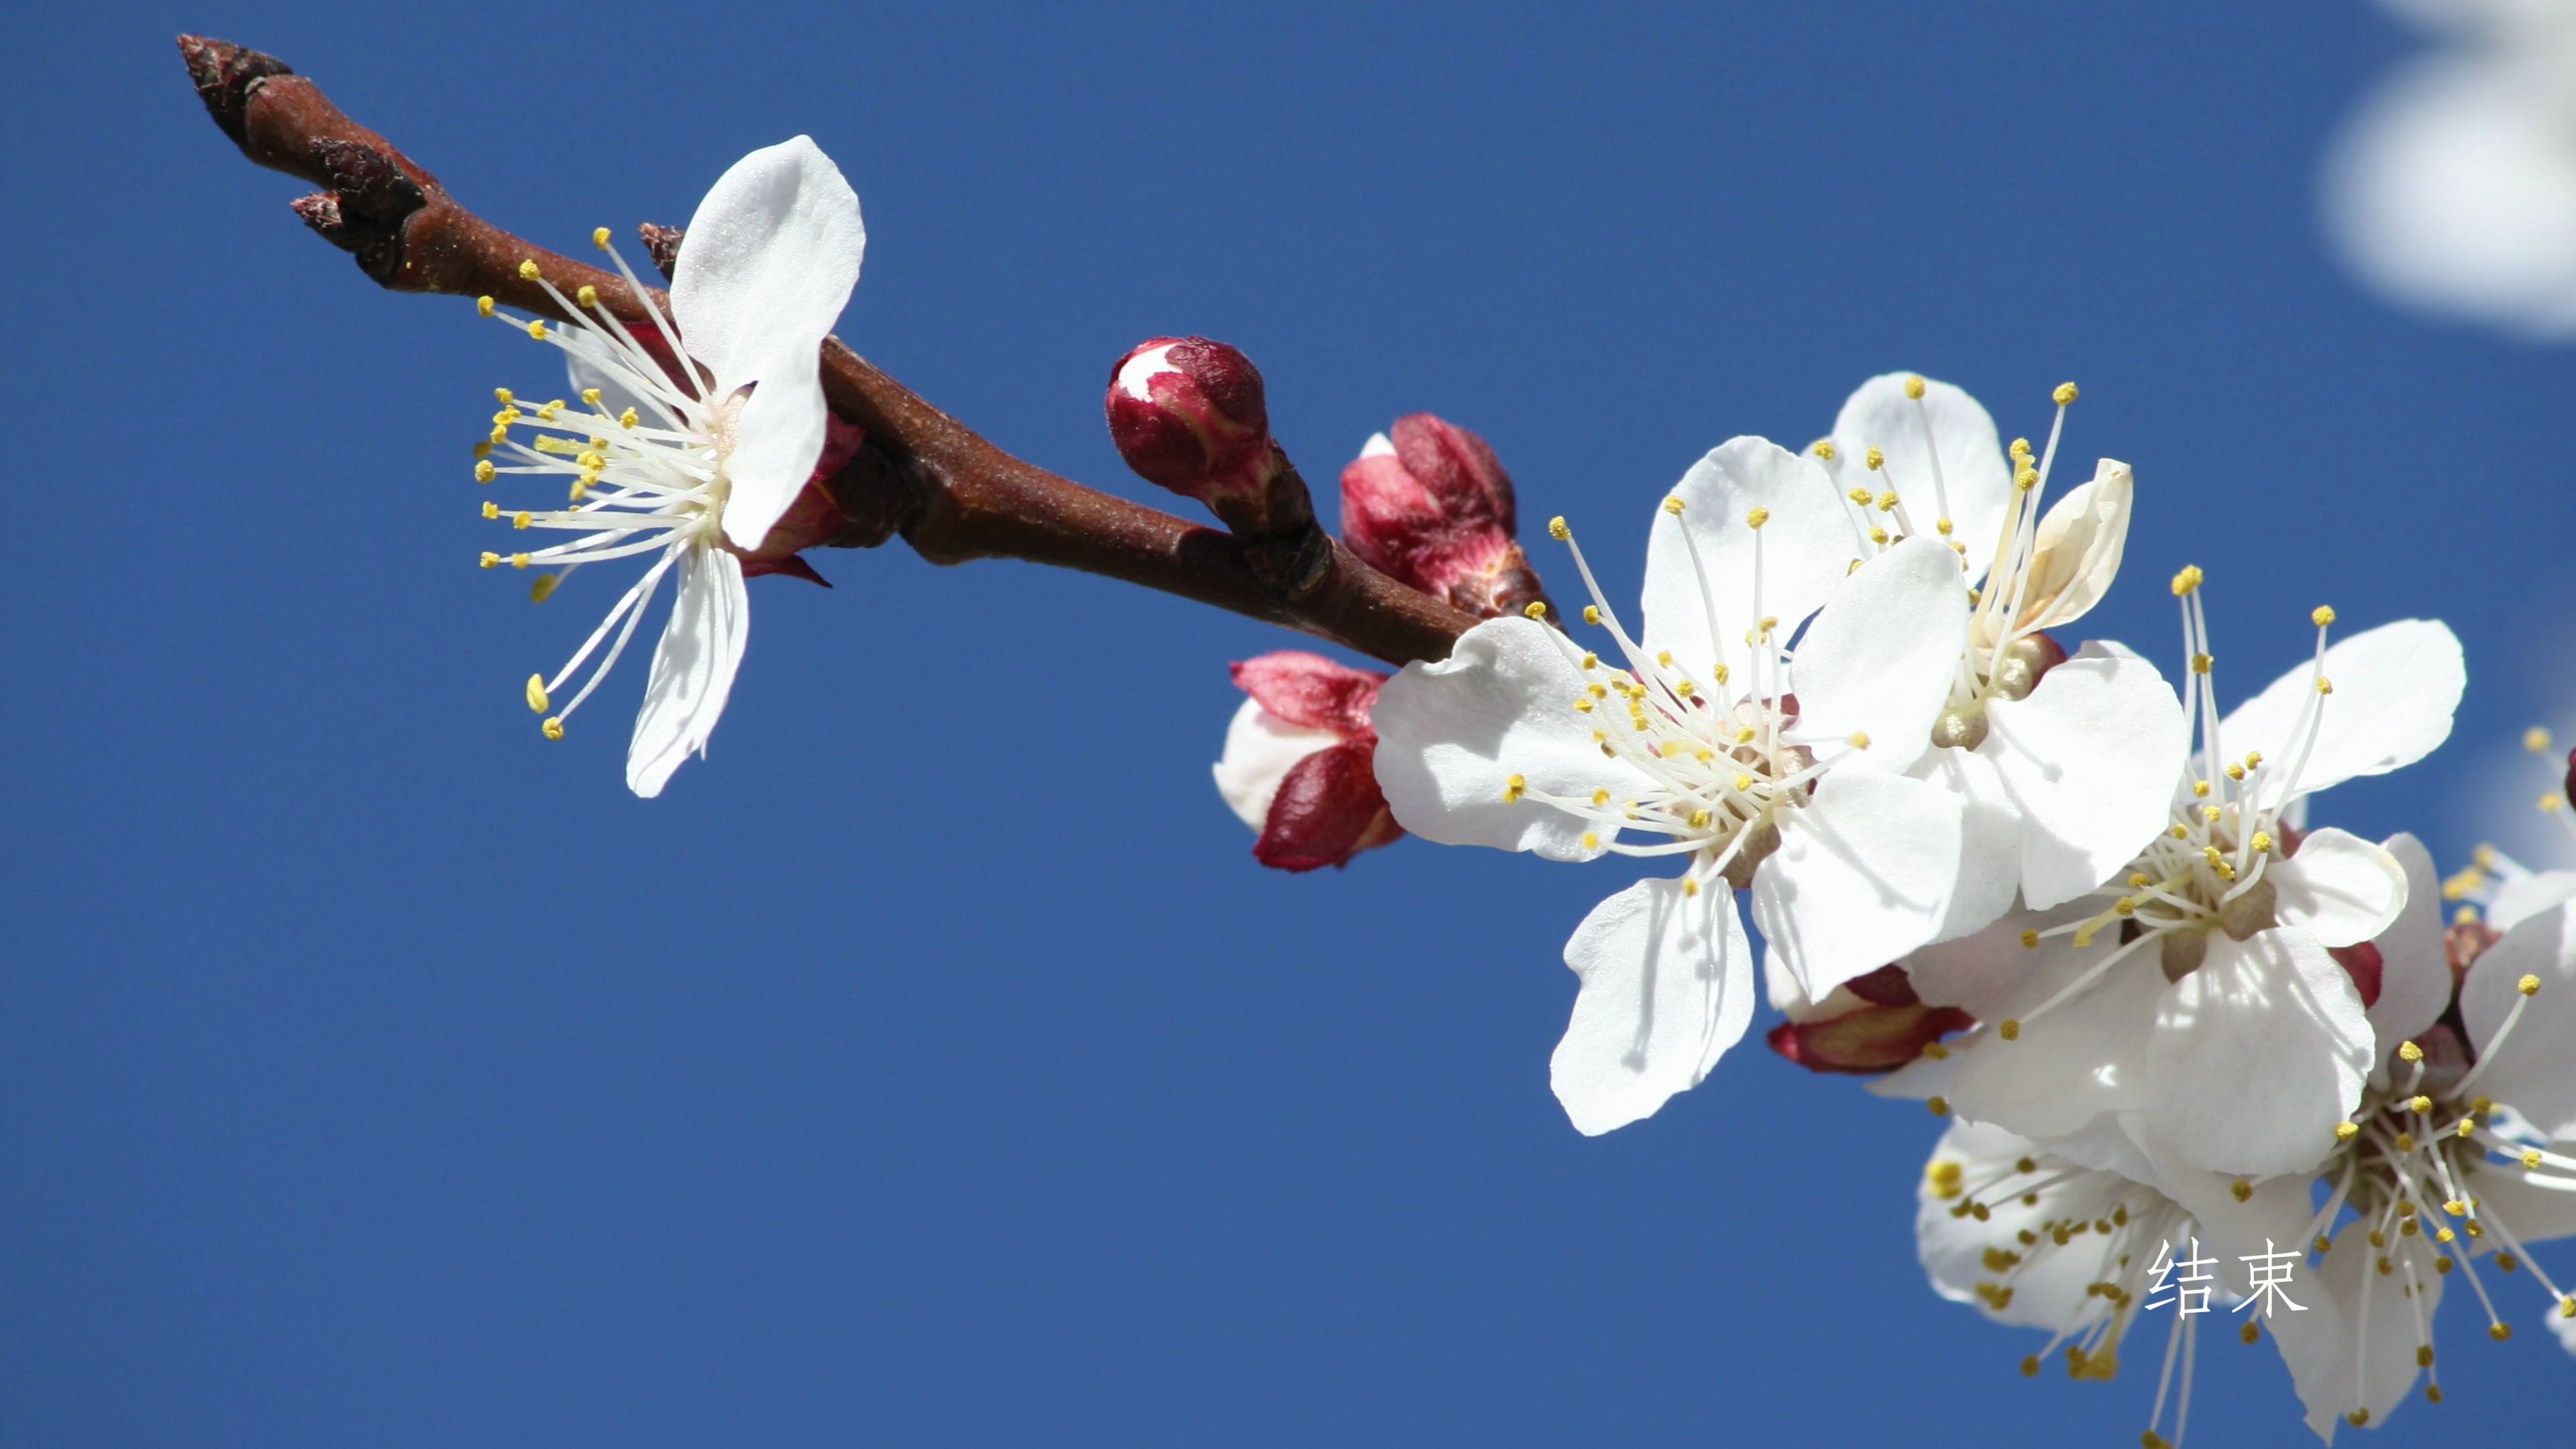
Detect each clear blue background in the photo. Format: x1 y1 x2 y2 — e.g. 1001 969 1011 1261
5 2 2571 1444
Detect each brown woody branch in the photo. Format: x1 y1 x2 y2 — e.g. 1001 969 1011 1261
176 35 1478 667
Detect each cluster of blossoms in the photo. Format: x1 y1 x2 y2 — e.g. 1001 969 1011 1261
1199 370 2573 1440
429 136 2569 1444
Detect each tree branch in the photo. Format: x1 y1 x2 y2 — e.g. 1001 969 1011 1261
176 35 1479 667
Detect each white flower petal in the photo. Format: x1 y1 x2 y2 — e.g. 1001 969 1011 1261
2271 828 2408 949
1980 641 2190 910
1211 698 1339 830
2492 868 2576 932
1784 536 1964 773
1911 747 2021 945
1550 875 1753 1135
2272 1219 2440 1443
2004 459 2132 634
719 361 833 549
1371 617 1643 861
1825 373 2013 584
2368 833 2454 1075
626 545 749 798
670 136 866 392
1915 1121 2114 1332
1752 769 1962 998
2146 930 2371 1176
1935 936 2165 1144
2460 899 2576 1138
1639 437 1854 692
665 137 867 549
2218 619 2465 808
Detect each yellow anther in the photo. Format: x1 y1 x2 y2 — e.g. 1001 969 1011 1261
2457 903 2482 926
2008 437 2031 459
1523 600 1548 620
2114 898 2138 916
473 441 493 460
2193 780 2212 798
525 674 551 712
1503 773 1526 803
1746 506 1771 529
512 511 531 530
1675 680 1697 698
2202 846 2224 866
1935 518 1953 535
1662 496 1684 515
580 388 602 407
1869 526 1890 545
477 295 497 317
1927 1095 1950 1118
2410 1095 2434 1114
2129 873 2150 888
2191 653 2213 675
2171 565 2204 596
482 500 500 521
1682 877 1700 898
519 260 542 281
1864 447 1885 472
2335 1122 2361 1142
2170 824 2190 840
614 407 637 430
1712 663 1729 684
2489 1323 2512 1341
2020 930 2040 949
541 716 565 741
1589 683 1607 699
2457 1116 2475 1138
1735 726 1756 744
2251 831 2273 853
1848 487 1874 506
2019 1356 2040 1378
1904 375 1927 400
2399 1039 2424 1062
1581 653 1599 670
2312 605 2336 628
1591 788 1611 807
1812 439 1839 461
536 402 561 421
1998 1019 2021 1041
1548 515 1570 541
2013 468 2037 491
1582 605 1601 625
1923 1041 1950 1060
2528 727 2556 754
2526 1149 2544 1169
2226 762 2246 781
479 551 500 569
2520 973 2543 996
2203 805 2222 824
1581 832 1600 850
2231 1179 2253 1203
1876 490 1899 511
2052 382 2078 406
2072 928 2097 948
527 320 548 340
1848 731 1871 749
2395 1132 2416 1152
529 574 559 604
592 226 612 250
2547 794 2569 813
494 387 517 406
1728 775 1754 796
1656 651 1672 666
474 460 497 484
1688 810 1713 829
510 553 530 569
576 284 598 309
2316 677 2334 696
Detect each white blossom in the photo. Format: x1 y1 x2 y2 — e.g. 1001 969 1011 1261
472 137 864 796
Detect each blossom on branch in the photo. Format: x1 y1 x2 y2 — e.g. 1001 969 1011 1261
1212 652 1401 871
469 137 865 796
1373 437 1973 1133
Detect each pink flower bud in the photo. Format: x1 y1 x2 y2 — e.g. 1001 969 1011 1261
1340 414 1549 619
1212 651 1402 872
1764 964 1972 1075
1107 337 1273 506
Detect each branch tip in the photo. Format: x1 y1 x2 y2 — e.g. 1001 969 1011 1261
177 35 292 147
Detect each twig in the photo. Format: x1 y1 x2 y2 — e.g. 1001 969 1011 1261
176 35 1479 667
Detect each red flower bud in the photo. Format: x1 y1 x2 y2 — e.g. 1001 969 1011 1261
1764 964 1973 1075
1107 336 1273 506
2327 939 2385 1010
1212 651 1401 872
1340 414 1549 619
2563 747 2575 812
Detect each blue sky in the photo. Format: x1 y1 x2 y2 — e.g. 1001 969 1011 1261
5 2 2572 1444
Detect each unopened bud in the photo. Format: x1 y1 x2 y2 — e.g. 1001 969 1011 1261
1212 651 1402 872
1107 337 1326 594
1339 413 1552 619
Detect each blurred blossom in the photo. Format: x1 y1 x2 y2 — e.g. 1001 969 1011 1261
2324 0 2576 335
